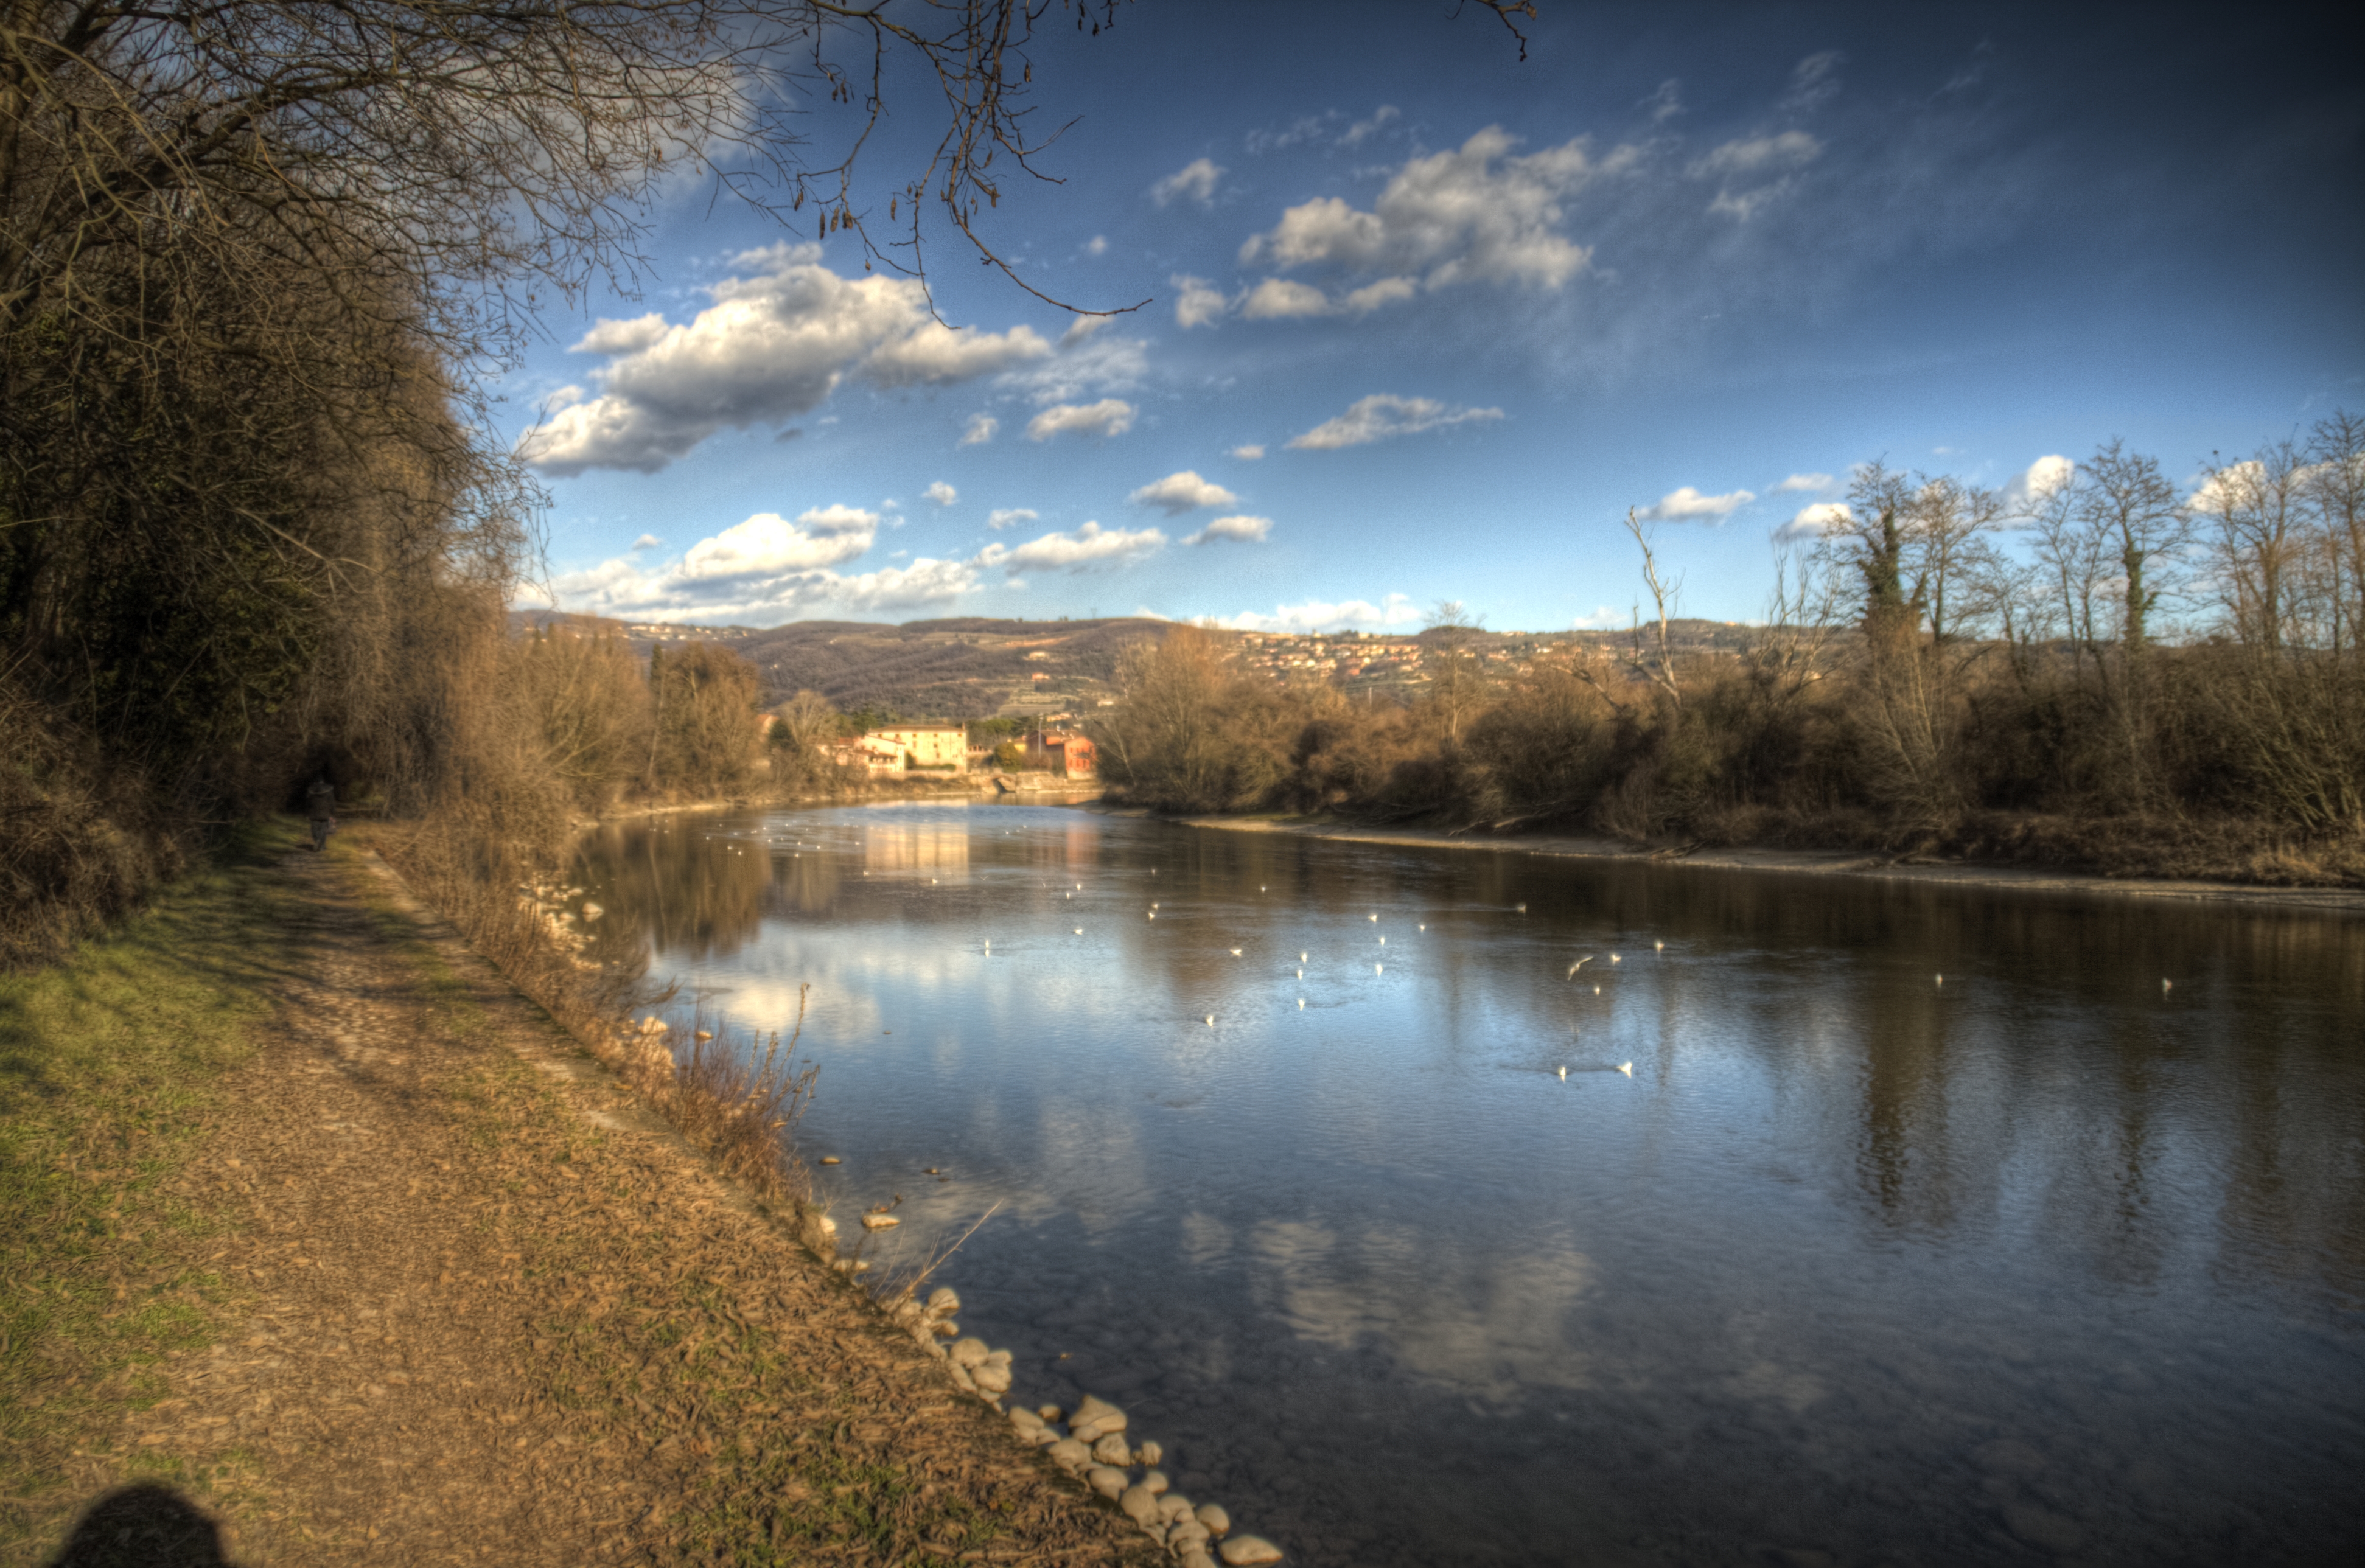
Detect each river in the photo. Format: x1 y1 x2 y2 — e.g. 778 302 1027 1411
570 801 2364 1567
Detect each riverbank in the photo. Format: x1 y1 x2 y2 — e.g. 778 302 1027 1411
579 775 1100 829
0 823 1157 1566
1086 807 2365 917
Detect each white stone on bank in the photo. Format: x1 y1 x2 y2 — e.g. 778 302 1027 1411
1219 1535 1284 1565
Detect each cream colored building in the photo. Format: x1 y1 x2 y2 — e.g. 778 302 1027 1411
864 725 967 770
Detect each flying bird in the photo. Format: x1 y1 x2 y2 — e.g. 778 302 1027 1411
1618 1062 1633 1078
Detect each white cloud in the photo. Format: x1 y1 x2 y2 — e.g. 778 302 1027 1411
1707 186 1792 221
1129 470 1240 515
1775 501 1854 541
1286 394 1504 451
571 314 669 355
544 504 982 622
1781 51 1846 114
1173 273 1229 330
518 243 1051 475
676 507 876 584
1571 604 1627 629
1691 131 1823 223
1085 234 1108 256
1341 276 1418 313
1025 399 1136 441
1220 593 1420 632
1238 277 1333 320
1640 80 1683 124
1151 157 1226 207
985 507 1038 532
2003 455 2075 514
1774 472 1835 493
1186 514 1273 546
1001 332 1148 406
1246 114 1333 156
923 481 957 507
1338 105 1399 148
958 413 997 446
1060 315 1108 347
974 521 1165 574
1641 486 1756 522
1231 444 1266 461
1690 131 1824 181
630 533 662 551
1239 126 1638 294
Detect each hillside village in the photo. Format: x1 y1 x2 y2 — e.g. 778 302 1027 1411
514 610 1761 731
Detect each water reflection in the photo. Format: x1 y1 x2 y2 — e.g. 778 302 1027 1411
574 804 2365 1566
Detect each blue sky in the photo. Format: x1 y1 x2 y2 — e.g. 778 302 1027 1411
509 2 2364 633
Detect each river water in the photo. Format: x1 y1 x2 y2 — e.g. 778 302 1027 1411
570 801 2364 1567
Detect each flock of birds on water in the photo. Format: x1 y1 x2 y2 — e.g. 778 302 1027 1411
674 820 1666 1084
635 818 2189 1081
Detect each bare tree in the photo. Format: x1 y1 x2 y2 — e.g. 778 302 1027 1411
2075 439 2188 654
1745 543 1839 711
2305 409 2365 653
2194 441 2308 651
1618 510 1685 708
1422 599 1493 740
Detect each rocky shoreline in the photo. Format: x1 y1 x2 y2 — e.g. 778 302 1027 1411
876 1285 1286 1568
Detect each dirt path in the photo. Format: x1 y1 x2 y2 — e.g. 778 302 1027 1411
43 845 1150 1567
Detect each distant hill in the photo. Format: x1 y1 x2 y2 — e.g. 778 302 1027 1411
505 608 1774 721
736 617 1170 720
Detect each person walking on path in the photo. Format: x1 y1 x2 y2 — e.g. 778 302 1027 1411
304 776 337 851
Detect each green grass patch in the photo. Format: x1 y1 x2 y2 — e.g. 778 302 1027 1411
0 819 300 1554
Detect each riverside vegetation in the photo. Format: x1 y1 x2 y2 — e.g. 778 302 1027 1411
2 1 2358 1555
1089 433 2365 886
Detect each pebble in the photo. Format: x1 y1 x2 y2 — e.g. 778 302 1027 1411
1180 1551 1218 1568
1156 1492 1190 1519
949 1337 990 1368
1142 1469 1170 1495
1195 1504 1231 1537
1069 1395 1126 1441
1091 1433 1132 1466
1047 1438 1091 1470
1010 1408 1045 1434
1220 1536 1284 1566
1086 1466 1128 1500
972 1364 1012 1394
926 1287 962 1316
819 1156 840 1165
1136 1440 1163 1466
1169 1520 1211 1549
1036 1404 1064 1422
860 1213 898 1230
1120 1485 1161 1525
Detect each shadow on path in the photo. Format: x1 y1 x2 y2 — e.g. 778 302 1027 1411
45 1484 238 1567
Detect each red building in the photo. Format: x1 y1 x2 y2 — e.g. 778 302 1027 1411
1028 730 1097 778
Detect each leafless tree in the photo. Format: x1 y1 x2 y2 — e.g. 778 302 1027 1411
1422 599 1492 740
2304 409 2365 652
1618 509 1685 708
